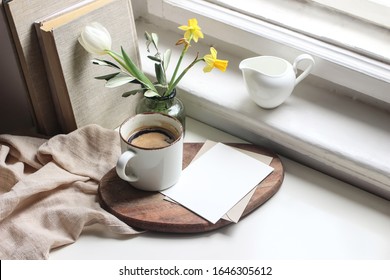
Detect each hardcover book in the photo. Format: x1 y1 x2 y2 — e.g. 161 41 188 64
3 0 88 135
34 0 141 132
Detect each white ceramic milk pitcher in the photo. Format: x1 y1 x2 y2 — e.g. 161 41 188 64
239 54 315 109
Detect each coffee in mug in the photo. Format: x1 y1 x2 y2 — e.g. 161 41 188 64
116 113 183 191
128 127 176 149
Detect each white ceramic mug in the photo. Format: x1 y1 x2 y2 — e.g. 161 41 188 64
116 113 184 191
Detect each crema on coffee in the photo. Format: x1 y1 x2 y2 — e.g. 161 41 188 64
128 127 176 149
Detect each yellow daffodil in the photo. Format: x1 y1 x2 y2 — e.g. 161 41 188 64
203 47 229 72
178 18 204 43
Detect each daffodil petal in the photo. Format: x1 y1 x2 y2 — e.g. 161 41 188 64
203 54 214 65
210 47 217 59
178 25 189 31
188 18 198 26
203 64 214 73
183 30 191 41
214 59 229 72
192 30 204 42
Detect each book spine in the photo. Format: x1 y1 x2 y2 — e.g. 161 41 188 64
35 23 77 133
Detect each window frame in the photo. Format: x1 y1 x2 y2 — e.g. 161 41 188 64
204 0 390 63
145 0 390 108
312 0 390 29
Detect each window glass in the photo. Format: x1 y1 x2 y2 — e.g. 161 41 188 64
204 0 390 63
312 0 390 28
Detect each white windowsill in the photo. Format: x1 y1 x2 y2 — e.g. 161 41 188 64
135 19 390 200
144 0 390 108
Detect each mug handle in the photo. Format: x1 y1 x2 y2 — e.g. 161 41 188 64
293 54 315 85
116 150 138 182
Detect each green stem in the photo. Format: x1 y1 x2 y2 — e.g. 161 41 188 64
169 48 187 92
168 34 194 95
165 57 204 96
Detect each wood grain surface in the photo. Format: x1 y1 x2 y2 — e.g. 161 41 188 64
98 143 284 233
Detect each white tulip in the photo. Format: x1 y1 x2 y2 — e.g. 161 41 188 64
78 22 112 55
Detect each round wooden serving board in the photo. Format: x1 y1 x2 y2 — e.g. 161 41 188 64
98 143 284 233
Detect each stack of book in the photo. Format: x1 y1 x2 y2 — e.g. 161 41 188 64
2 0 141 134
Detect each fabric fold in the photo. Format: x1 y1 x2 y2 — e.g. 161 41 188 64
0 124 142 260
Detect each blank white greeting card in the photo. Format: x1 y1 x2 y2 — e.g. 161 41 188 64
192 141 273 223
161 142 274 224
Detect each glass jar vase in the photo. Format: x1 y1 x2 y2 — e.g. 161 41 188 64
135 88 186 131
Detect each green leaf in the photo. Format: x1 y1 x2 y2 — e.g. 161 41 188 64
151 33 159 48
121 47 156 91
105 73 135 88
94 72 120 80
145 31 152 52
163 49 171 70
154 83 168 90
147 55 161 62
91 59 120 69
130 79 142 85
154 83 168 95
144 31 152 41
122 89 144 97
145 31 159 52
144 89 160 98
155 63 166 85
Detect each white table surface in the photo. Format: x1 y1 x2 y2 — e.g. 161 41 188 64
50 118 390 259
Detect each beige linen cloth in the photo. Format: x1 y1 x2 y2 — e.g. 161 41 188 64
0 124 142 259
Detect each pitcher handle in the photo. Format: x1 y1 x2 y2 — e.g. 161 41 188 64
293 54 315 85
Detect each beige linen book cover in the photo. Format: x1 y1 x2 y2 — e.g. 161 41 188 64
35 0 141 133
3 0 88 135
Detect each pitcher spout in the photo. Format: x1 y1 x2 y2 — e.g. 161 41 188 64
241 56 290 77
239 58 265 77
